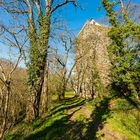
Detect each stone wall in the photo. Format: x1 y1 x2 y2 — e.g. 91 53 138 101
74 19 111 98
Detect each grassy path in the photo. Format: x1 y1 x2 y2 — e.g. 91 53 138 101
4 93 140 140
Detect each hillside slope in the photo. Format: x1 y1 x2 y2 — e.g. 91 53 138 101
4 93 140 140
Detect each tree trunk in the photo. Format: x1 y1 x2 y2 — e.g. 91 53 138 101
61 82 66 100
33 79 44 118
28 12 51 119
0 82 10 140
41 62 49 114
91 84 95 99
25 99 34 122
58 84 65 101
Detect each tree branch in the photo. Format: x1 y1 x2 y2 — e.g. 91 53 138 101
51 0 78 13
0 63 7 82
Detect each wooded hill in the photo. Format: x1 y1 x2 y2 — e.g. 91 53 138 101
0 0 140 140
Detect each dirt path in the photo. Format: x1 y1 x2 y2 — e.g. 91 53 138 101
67 105 92 121
67 100 127 140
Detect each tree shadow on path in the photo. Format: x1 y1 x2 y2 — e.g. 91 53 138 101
83 97 111 140
6 96 112 140
48 99 85 117
25 98 86 140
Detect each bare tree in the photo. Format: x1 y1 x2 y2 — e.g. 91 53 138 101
0 25 27 139
53 32 84 100
27 0 79 118
0 0 80 118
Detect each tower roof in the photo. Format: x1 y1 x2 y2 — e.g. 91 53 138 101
77 19 102 37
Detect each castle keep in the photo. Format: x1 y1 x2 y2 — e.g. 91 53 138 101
74 19 111 98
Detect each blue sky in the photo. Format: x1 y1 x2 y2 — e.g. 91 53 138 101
60 0 140 35
60 0 106 35
0 0 105 60
0 0 140 67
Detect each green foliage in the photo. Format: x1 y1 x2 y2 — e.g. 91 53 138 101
27 15 50 90
102 0 140 97
27 12 51 118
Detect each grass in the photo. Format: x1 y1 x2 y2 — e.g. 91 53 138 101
4 92 140 140
4 92 86 140
107 111 140 140
105 98 140 140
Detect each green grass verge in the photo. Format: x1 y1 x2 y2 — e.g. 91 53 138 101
106 98 140 140
4 94 140 140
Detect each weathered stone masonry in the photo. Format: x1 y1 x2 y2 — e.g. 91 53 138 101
74 19 111 98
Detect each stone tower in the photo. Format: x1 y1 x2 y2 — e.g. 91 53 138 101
74 19 111 98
